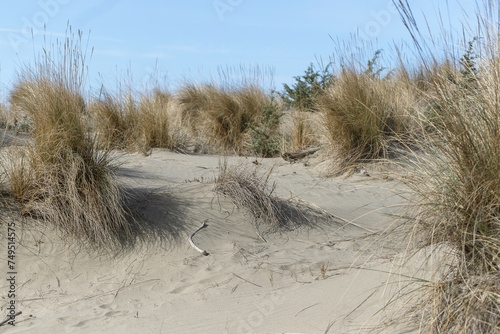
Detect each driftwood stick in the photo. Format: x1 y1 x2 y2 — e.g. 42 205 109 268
189 220 209 256
282 147 320 161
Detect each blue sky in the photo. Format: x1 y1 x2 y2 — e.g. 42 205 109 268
0 0 478 99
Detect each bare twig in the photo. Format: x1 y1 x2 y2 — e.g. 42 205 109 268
189 220 209 256
232 273 262 288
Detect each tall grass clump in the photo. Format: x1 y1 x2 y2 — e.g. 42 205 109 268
7 30 131 248
317 50 412 174
137 89 172 152
394 1 500 332
92 87 173 154
177 67 279 155
90 88 134 149
279 109 319 153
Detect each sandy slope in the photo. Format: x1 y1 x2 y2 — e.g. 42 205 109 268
0 149 426 333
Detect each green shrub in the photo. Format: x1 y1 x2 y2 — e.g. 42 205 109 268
250 99 282 157
460 37 479 85
278 63 334 112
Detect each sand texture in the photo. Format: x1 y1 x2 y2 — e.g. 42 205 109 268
0 150 432 333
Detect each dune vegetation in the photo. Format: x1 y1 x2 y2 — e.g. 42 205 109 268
4 30 131 249
0 1 498 332
389 1 500 332
177 81 281 156
91 87 174 154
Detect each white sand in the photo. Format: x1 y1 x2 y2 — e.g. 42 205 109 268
0 149 432 333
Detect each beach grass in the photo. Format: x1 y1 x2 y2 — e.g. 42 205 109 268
91 87 173 154
214 160 306 233
5 30 131 249
0 3 498 330
177 78 277 155
393 1 500 332
287 109 318 152
318 67 412 175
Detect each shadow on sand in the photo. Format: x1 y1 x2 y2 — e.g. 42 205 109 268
119 187 193 253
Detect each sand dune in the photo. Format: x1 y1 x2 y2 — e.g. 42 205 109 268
0 149 429 333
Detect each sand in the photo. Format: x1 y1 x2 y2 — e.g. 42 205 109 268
0 149 433 333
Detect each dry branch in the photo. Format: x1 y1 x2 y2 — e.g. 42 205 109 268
281 147 320 162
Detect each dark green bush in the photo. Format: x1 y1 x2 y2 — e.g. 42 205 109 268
278 63 334 112
250 99 281 157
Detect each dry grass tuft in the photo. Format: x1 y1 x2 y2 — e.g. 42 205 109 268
414 272 500 333
177 82 275 155
137 89 173 152
90 88 133 149
318 69 412 175
91 88 174 154
400 75 500 332
214 160 305 232
2 148 33 204
6 30 131 249
393 1 500 332
281 109 319 152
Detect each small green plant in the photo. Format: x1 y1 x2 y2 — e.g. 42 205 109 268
278 63 334 112
250 99 282 157
364 49 386 78
460 37 479 84
0 103 7 129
